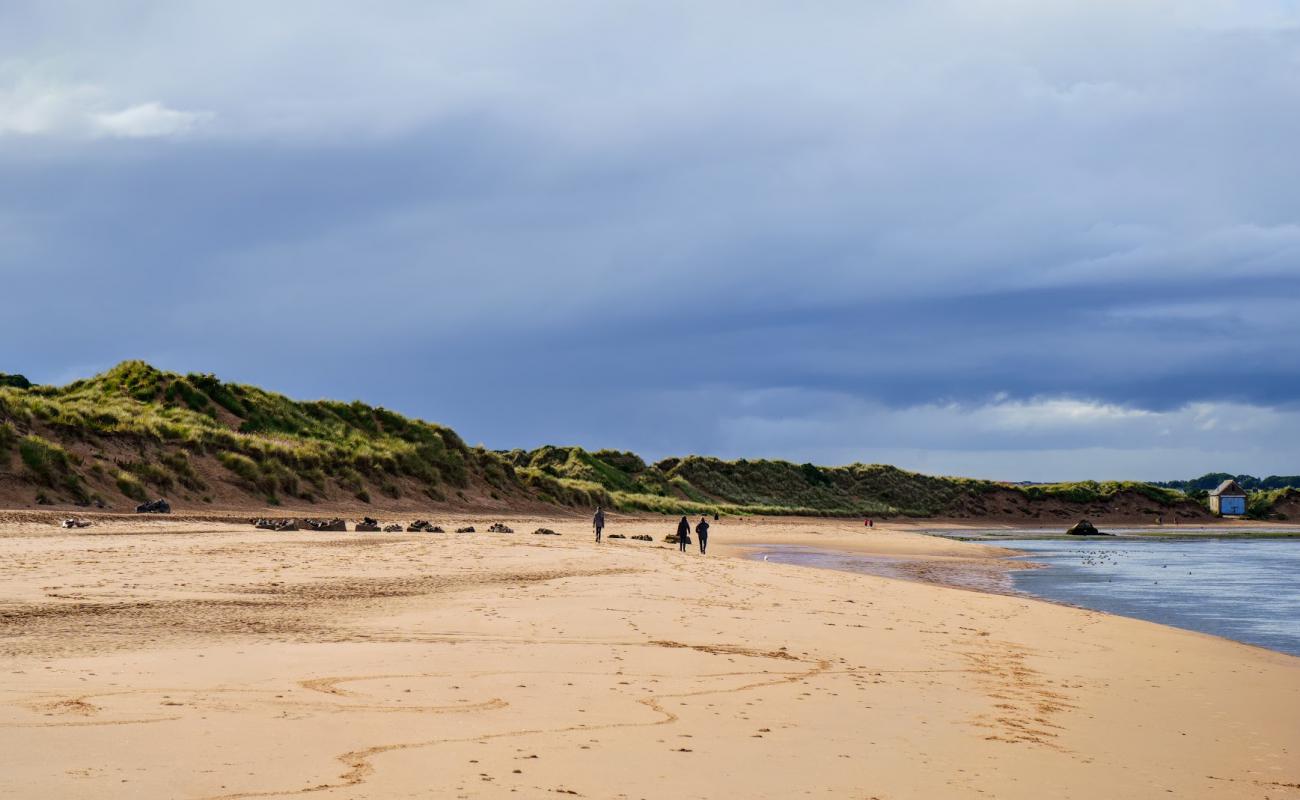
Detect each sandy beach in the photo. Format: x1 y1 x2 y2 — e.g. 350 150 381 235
1 514 1297 799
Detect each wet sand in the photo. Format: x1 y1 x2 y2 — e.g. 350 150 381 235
739 543 1030 594
1 514 1297 798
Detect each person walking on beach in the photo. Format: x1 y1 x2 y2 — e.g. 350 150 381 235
676 516 690 552
695 516 710 554
593 506 605 543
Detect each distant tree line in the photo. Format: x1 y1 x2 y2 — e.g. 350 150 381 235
1155 473 1300 495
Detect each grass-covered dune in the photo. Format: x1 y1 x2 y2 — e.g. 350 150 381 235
0 362 1275 520
0 362 604 512
500 448 1217 521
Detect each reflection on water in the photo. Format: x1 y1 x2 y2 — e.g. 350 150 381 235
1001 538 1300 656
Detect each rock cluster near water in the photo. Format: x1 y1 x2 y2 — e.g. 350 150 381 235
1066 519 1109 536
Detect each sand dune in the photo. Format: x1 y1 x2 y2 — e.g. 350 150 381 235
1 515 1296 798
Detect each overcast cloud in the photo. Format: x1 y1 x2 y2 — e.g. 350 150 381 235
1 1 1297 480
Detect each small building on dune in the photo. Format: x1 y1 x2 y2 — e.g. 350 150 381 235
1209 479 1248 516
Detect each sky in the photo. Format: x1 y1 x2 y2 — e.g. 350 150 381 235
2 1 1298 481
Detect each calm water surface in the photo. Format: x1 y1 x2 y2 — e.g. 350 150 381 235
1000 538 1300 656
757 539 1300 657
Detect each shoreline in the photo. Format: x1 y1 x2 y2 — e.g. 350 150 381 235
736 531 1300 659
927 526 1300 541
734 541 1036 596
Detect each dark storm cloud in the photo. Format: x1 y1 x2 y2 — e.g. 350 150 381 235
1 1 1298 479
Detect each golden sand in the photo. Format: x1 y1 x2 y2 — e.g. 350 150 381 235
0 515 1296 798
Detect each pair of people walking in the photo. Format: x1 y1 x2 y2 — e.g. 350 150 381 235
676 515 709 554
592 507 710 554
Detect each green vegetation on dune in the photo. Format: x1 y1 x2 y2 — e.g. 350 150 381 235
609 491 840 518
15 434 91 505
504 447 982 517
1016 480 1185 506
513 468 611 509
506 449 1204 518
1247 487 1300 520
502 446 673 497
0 361 539 509
0 361 1282 518
0 420 15 460
651 458 948 515
114 470 148 502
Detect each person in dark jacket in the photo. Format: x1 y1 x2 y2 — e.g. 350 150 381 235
676 516 690 552
695 516 710 554
593 506 605 543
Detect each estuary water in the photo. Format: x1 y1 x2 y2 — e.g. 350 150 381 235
755 538 1300 657
999 538 1300 657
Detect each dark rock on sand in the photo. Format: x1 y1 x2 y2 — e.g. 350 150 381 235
383 524 403 532
487 523 514 533
254 518 299 531
61 518 92 529
533 527 561 536
135 498 171 514
407 520 446 533
608 533 626 539
631 534 653 542
1066 519 1110 536
456 526 476 533
355 517 381 532
306 518 347 532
